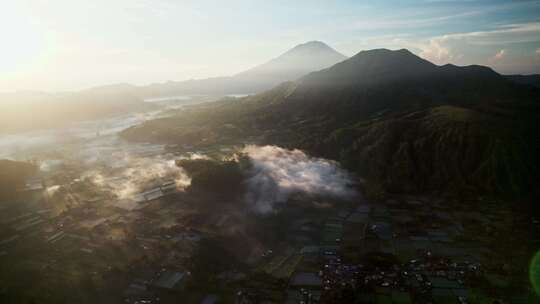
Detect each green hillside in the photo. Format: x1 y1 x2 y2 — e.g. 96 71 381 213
121 49 540 200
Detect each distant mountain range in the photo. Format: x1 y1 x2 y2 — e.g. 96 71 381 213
0 41 347 133
120 40 348 97
123 48 540 200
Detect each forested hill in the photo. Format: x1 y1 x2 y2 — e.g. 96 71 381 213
121 48 540 200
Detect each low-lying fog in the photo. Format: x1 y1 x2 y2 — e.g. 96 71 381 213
243 145 357 213
0 95 221 160
2 97 357 212
0 111 160 160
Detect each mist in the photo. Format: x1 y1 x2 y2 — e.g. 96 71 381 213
84 156 191 204
243 145 356 213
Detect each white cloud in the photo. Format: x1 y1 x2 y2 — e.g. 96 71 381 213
46 185 61 196
441 22 540 45
85 156 191 202
349 10 483 31
404 22 540 65
418 38 454 63
243 145 356 213
490 49 506 62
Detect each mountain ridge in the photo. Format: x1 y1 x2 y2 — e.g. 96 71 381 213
300 48 502 88
0 41 347 133
121 48 540 200
135 41 347 96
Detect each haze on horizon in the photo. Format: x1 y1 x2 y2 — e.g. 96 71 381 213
2 0 540 93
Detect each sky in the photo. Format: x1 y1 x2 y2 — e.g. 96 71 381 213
1 0 540 92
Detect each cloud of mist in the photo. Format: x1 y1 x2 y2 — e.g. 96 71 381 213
83 153 191 205
243 145 356 213
46 185 61 196
40 159 64 172
177 152 211 161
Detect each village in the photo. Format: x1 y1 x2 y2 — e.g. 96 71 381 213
0 147 538 304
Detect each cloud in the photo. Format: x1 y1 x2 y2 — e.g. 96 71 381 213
242 145 356 213
490 49 506 62
39 159 64 172
406 22 540 65
83 152 191 205
417 39 454 63
536 48 540 55
440 22 540 45
46 185 61 196
177 152 211 161
423 0 476 2
344 1 540 34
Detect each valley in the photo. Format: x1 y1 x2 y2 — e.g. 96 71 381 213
1 41 540 304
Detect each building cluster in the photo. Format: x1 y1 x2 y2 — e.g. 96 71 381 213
1 162 535 303
230 196 523 303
